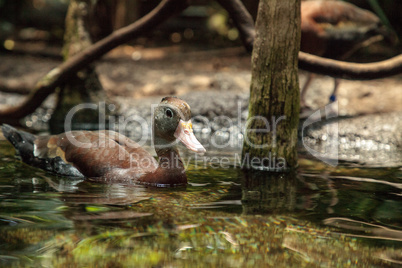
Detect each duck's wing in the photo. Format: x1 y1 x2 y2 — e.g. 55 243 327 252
1 124 84 177
34 130 158 178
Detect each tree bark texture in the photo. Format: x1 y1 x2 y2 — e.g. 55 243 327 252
242 0 300 170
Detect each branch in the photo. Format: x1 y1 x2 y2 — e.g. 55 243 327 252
0 82 30 95
298 52 402 79
0 0 189 124
216 0 255 52
221 0 402 79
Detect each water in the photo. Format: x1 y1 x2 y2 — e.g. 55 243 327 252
0 140 401 267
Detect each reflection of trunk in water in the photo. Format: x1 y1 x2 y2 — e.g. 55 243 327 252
241 171 299 214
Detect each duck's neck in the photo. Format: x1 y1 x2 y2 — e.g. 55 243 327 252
152 137 187 185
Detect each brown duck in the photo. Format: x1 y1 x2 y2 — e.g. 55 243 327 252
1 97 206 186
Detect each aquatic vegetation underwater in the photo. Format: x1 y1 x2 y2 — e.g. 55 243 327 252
0 141 401 267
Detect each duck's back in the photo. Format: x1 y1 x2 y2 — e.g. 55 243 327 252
2 125 158 179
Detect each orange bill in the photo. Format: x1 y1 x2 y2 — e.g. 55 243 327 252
174 120 206 154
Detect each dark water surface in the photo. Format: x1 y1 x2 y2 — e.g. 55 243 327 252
0 140 401 267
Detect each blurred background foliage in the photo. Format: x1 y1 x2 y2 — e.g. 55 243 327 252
0 0 401 51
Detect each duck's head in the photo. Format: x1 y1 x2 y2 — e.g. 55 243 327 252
153 97 206 154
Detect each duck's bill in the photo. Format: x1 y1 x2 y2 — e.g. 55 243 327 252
174 120 206 154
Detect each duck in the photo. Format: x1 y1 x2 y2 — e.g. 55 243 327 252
300 0 396 109
1 97 206 186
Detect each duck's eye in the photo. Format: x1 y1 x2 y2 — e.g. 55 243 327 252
165 109 173 118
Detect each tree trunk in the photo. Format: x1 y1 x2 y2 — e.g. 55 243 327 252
49 0 110 133
242 0 301 170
